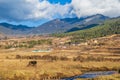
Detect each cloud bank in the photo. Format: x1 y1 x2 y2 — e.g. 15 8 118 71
0 0 120 22
72 0 120 18
0 0 71 21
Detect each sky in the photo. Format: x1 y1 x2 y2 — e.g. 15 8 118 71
0 0 120 27
48 0 71 5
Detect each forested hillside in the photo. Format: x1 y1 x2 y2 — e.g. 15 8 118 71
53 18 120 43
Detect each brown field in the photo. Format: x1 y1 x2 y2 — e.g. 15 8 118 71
0 34 120 80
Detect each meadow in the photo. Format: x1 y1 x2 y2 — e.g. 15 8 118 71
0 34 120 80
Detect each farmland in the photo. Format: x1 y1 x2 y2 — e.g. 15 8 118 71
0 34 120 80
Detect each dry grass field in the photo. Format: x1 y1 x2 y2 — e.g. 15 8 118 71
0 34 120 80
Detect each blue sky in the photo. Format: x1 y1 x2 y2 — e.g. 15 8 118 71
0 0 72 27
48 0 71 5
0 0 120 27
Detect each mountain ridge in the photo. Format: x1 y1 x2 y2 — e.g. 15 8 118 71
0 22 34 35
0 14 115 35
30 14 110 34
53 17 120 43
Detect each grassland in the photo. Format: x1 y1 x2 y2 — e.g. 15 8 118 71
0 34 120 80
0 50 120 80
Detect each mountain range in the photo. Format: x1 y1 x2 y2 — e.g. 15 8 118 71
30 14 109 34
0 23 34 35
0 14 113 36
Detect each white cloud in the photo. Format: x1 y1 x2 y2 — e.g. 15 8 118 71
0 0 71 21
0 0 120 22
71 0 120 18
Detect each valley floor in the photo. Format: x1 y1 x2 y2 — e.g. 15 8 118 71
0 34 120 80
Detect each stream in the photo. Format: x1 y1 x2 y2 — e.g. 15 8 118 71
62 71 117 80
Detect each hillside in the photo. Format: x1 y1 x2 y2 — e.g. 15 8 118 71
0 23 33 31
0 14 116 35
30 14 109 34
0 23 34 35
0 33 6 40
53 18 120 43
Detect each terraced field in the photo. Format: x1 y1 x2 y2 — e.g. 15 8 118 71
0 34 120 80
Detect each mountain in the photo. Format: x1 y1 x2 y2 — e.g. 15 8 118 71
53 17 120 43
0 14 111 35
0 23 34 35
30 14 109 34
29 19 72 34
0 23 33 31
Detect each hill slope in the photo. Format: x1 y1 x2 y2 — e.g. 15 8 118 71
0 23 33 31
0 14 113 35
53 18 120 43
30 14 109 34
0 23 34 35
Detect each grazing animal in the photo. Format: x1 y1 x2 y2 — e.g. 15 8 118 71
27 61 37 67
